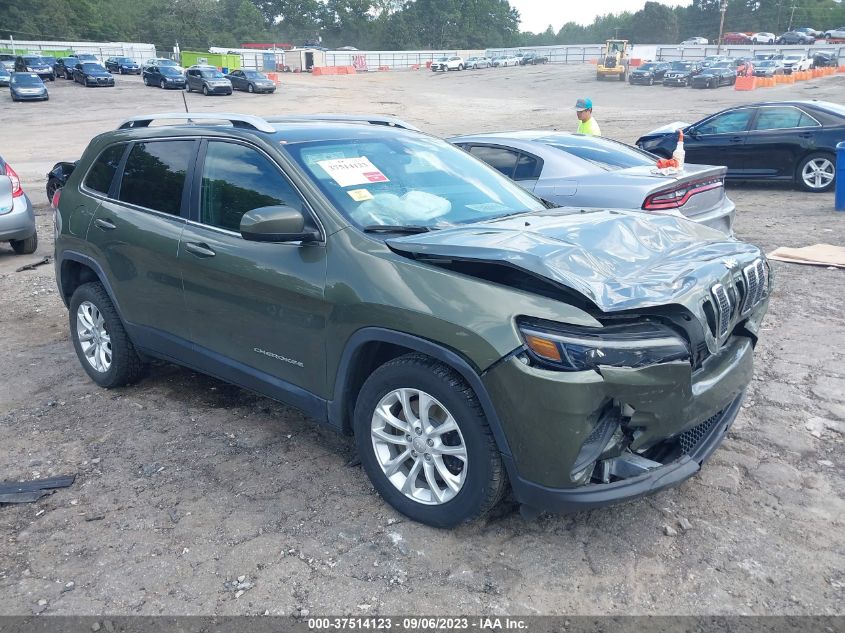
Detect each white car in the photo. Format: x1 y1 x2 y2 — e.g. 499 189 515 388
492 55 520 67
824 27 845 39
142 58 184 74
752 32 776 44
430 56 464 72
680 37 708 45
782 54 812 73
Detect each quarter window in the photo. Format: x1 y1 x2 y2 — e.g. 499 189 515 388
85 144 125 195
200 142 304 232
118 141 193 215
753 107 820 130
468 146 519 178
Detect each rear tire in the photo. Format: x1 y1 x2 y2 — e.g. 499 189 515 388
10 233 37 254
69 282 143 388
796 152 836 192
353 354 507 528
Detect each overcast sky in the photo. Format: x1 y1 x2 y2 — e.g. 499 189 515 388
510 0 693 33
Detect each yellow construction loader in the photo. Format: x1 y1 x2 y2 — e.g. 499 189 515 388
596 39 629 81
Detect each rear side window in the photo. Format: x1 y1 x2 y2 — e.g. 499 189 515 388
200 141 304 232
118 141 193 215
469 146 519 178
84 144 125 195
753 107 820 130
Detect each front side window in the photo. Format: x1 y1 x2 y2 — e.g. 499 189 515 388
200 142 304 232
753 107 819 130
118 141 193 215
85 144 125 195
697 109 753 135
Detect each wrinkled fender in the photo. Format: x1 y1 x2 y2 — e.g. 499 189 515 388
328 327 514 458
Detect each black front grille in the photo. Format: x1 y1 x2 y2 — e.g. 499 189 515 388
678 410 724 454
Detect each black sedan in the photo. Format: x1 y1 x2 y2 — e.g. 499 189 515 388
636 100 844 192
628 61 670 85
105 56 140 74
54 57 78 79
777 31 815 44
226 69 276 93
812 51 838 68
690 63 737 88
521 52 548 65
73 63 114 87
662 61 702 86
142 65 186 89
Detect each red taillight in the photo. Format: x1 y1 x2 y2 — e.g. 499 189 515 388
4 163 23 198
643 178 723 211
51 188 61 209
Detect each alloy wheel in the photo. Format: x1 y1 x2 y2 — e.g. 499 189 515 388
370 388 467 505
76 301 112 373
801 158 835 190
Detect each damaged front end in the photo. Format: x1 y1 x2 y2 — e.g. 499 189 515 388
386 208 771 511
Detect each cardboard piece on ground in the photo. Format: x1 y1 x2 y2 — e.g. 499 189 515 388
767 244 845 268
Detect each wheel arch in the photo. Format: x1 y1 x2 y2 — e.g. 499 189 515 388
58 251 123 317
328 327 513 458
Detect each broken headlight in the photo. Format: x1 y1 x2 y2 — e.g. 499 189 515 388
518 319 689 371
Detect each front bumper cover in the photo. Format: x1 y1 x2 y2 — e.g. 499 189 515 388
505 391 744 513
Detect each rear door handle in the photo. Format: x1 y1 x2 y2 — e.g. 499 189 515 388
184 242 216 258
94 218 116 231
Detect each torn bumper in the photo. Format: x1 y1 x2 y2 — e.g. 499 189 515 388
482 335 754 512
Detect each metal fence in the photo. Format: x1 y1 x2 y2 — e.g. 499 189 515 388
0 38 156 63
656 44 845 62
485 45 605 64
325 50 478 69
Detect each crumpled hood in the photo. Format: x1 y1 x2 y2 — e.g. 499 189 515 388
645 121 690 136
386 209 762 314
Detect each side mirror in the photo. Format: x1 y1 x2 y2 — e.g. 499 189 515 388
240 205 319 243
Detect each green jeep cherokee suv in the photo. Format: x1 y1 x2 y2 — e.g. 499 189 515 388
54 113 770 527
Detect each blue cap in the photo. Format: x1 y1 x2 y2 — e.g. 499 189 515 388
575 97 593 111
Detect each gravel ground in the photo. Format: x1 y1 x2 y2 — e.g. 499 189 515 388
0 65 843 616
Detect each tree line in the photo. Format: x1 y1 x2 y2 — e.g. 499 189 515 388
2 0 844 53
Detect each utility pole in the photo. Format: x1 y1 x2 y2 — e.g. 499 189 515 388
788 2 797 30
716 0 727 55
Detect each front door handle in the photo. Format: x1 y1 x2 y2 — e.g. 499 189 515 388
184 242 216 258
94 218 116 231
729 136 745 143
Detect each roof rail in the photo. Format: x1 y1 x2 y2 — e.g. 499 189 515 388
117 112 276 134
263 114 420 131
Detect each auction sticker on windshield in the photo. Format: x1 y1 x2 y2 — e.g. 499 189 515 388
317 157 389 187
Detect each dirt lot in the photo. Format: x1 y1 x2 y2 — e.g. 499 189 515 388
1 65 844 617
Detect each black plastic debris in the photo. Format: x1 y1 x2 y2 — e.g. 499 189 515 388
15 255 51 272
0 475 75 504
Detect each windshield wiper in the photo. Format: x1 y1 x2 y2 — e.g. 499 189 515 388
362 224 434 234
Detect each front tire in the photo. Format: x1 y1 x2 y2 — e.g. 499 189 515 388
202 85 209 96
69 282 143 388
797 153 836 192
353 354 507 528
10 232 37 254
160 79 166 89
248 83 254 93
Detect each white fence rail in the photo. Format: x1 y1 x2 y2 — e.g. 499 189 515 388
1 38 156 63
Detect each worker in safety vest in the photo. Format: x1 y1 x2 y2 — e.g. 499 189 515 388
575 97 601 136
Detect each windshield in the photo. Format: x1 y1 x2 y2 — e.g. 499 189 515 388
82 63 104 72
541 135 655 171
160 59 178 66
200 69 225 79
436 57 447 62
284 134 546 229
670 61 693 70
77 54 96 60
159 66 181 76
40 56 56 64
710 64 731 70
785 56 801 61
11 73 42 85
24 57 44 65
118 57 133 63
639 63 660 70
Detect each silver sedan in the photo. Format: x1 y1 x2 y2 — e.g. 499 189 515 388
448 131 736 234
0 154 37 254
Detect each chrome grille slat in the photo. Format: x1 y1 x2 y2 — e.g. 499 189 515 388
711 283 731 338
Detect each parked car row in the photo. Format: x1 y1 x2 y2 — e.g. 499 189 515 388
431 52 549 72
